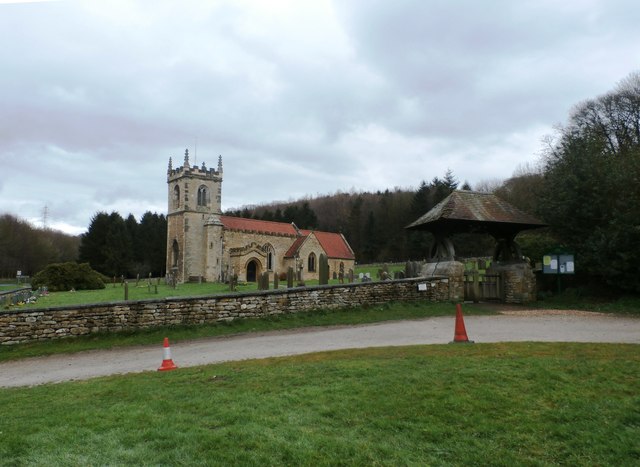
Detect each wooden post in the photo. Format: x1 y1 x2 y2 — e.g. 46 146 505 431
472 270 480 303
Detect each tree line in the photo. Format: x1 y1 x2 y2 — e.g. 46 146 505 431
0 214 79 278
226 170 473 263
78 211 167 279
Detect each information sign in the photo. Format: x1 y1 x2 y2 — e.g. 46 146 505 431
542 254 575 275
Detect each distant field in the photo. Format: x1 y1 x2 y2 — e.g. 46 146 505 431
1 343 638 465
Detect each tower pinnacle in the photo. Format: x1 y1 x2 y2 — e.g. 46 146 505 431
183 149 190 168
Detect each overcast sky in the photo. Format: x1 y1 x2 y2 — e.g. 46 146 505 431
1 0 639 235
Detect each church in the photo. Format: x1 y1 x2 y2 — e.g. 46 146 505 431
166 150 356 283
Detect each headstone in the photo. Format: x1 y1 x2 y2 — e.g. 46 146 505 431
319 254 329 285
287 267 294 288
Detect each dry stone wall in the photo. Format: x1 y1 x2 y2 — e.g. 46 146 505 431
0 277 451 345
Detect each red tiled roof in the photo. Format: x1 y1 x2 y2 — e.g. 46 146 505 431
288 231 355 260
221 216 355 260
284 236 307 258
314 231 355 259
220 216 298 236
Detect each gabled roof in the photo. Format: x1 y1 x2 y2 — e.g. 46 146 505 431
220 215 355 260
307 230 356 260
220 216 298 236
406 190 546 237
284 231 355 260
284 236 307 258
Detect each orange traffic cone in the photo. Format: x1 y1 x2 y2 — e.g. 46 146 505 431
452 303 474 343
158 337 178 371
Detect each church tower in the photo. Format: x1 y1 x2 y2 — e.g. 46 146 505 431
166 149 224 283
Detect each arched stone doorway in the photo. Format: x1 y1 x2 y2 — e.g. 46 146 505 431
246 259 260 282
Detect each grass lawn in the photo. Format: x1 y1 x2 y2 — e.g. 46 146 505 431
1 342 638 465
2 263 405 311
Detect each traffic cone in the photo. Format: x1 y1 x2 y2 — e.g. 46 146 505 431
158 337 178 371
452 303 474 343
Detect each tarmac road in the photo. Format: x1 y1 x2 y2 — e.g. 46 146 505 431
1 311 639 388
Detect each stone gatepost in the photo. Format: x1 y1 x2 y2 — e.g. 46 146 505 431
420 260 464 302
487 262 536 304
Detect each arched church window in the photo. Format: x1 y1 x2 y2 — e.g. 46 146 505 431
308 252 316 272
173 185 180 209
197 185 209 206
264 243 275 270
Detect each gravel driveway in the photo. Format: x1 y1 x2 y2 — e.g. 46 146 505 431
1 311 638 388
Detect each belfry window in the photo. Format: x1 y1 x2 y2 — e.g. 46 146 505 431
173 185 180 209
197 186 208 206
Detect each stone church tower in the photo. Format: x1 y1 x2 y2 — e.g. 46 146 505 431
166 150 224 283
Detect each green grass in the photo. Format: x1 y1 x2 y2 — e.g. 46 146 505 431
351 262 404 279
1 343 638 465
0 301 491 362
2 264 403 311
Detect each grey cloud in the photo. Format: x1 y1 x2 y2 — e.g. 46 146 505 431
1 0 639 233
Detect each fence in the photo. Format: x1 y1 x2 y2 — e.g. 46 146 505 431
463 271 504 302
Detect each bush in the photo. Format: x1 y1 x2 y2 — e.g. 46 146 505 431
32 263 107 292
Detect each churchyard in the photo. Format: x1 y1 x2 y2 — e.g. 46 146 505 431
0 263 406 311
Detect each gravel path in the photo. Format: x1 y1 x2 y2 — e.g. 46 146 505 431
1 311 638 388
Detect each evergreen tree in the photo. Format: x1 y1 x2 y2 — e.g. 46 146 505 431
362 211 380 262
78 212 111 273
79 212 133 277
138 212 167 276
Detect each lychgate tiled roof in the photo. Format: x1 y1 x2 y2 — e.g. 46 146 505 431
406 190 546 236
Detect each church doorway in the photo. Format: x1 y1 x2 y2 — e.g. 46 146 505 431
246 259 260 282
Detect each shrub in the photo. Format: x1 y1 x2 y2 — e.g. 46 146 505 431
32 262 107 292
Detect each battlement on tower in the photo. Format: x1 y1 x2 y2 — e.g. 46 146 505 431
167 149 223 182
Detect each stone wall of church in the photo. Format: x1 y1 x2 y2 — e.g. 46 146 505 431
0 277 451 345
166 214 185 279
223 230 297 281
295 235 323 280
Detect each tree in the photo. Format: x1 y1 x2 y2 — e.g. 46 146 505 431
32 262 106 292
362 211 380 262
539 72 640 292
79 212 133 277
137 212 167 277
